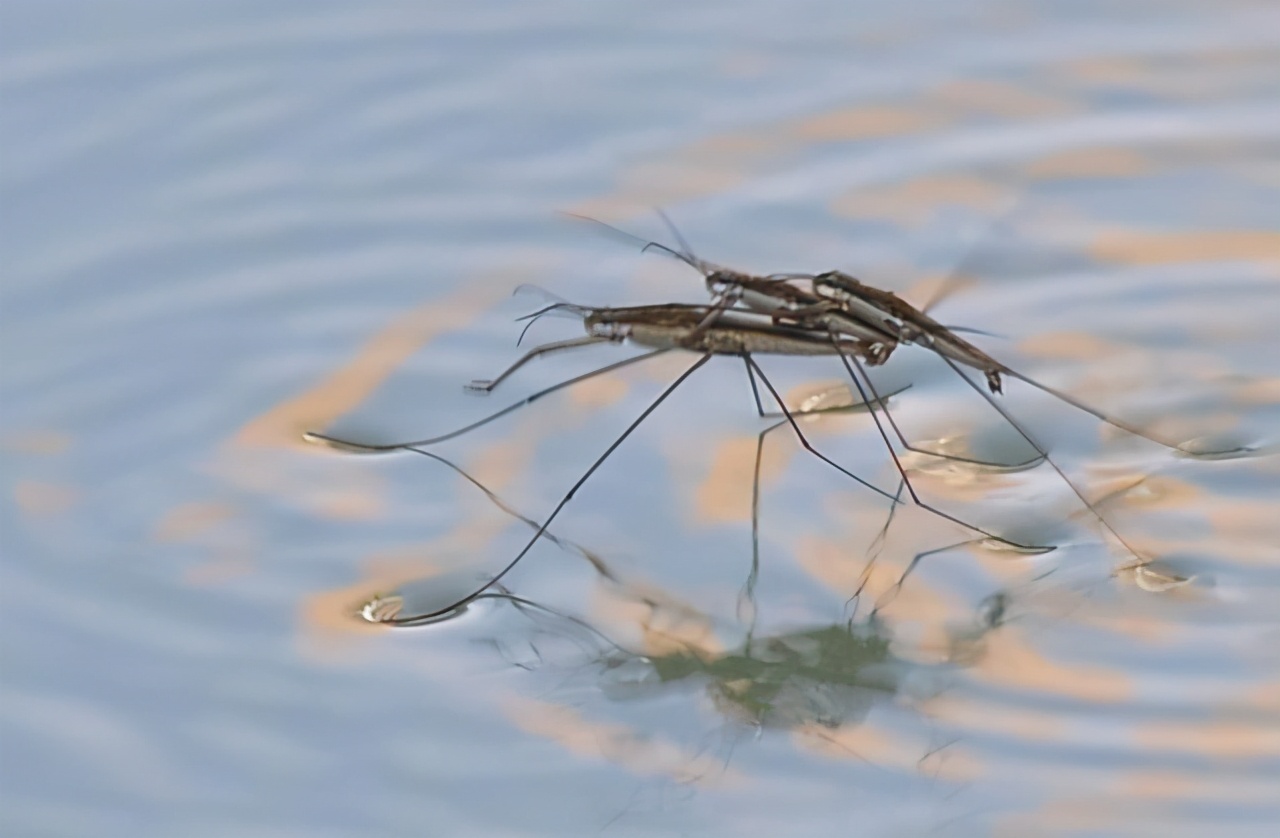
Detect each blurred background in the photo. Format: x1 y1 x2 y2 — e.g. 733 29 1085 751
3 1 1279 836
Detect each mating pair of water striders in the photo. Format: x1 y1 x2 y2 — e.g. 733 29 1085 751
307 213 1245 624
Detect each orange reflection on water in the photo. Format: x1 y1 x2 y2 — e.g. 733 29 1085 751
502 695 742 786
1056 45 1280 102
566 372 631 411
971 626 1133 704
12 480 79 517
1135 719 1280 761
927 79 1079 119
792 527 969 633
1097 469 1280 567
791 106 943 141
1015 331 1123 363
298 549 443 659
694 434 793 525
1116 767 1279 805
798 722 985 782
151 500 257 585
995 796 1212 838
1098 473 1202 512
589 581 723 661
1235 376 1280 406
3 429 73 455
1244 680 1280 712
231 279 514 453
1205 499 1280 564
152 501 236 542
830 174 1012 226
922 692 1067 743
1055 55 1155 86
569 160 749 222
1022 147 1152 179
197 267 537 539
1090 229 1280 266
570 101 953 219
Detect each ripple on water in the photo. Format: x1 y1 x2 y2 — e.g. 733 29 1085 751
4 1 1280 836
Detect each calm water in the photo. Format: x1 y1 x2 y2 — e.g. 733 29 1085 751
3 2 1279 836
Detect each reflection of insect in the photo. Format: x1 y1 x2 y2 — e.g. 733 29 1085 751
351 452 1001 742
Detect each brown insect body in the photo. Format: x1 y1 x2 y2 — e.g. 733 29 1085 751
703 271 900 365
814 271 1007 392
584 304 878 359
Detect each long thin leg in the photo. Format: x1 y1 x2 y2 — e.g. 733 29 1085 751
682 293 740 342
866 478 906 560
1001 367 1247 456
739 414 787 622
869 539 987 618
382 446 621 586
742 355 767 417
740 356 768 621
740 374 918 620
840 346 1044 471
739 360 906 624
467 335 612 392
825 348 1048 551
938 354 1148 566
910 326 1246 457
377 353 715 623
744 356 901 505
844 478 907 621
304 348 672 452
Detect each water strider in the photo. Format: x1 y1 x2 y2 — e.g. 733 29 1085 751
808 269 1249 460
469 302 886 393
576 211 1247 459
712 273 1152 568
308 300 1044 553
304 208 1257 617
565 214 1039 476
561 212 1248 573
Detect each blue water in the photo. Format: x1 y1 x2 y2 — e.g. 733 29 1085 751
4 2 1279 836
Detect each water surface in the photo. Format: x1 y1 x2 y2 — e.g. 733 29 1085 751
3 2 1279 836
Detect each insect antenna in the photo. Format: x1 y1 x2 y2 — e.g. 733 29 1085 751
513 301 591 346
640 240 703 273
654 208 705 272
512 283 571 305
562 212 705 274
